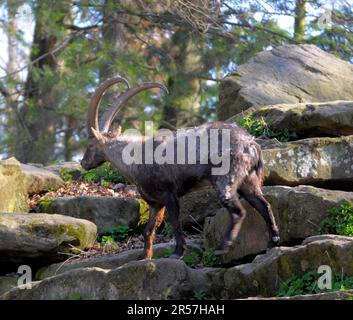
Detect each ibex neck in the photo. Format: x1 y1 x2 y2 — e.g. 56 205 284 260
102 138 142 183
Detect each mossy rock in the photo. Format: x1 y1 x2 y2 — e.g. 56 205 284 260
0 157 28 212
0 212 97 272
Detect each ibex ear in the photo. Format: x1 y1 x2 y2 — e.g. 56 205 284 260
91 127 107 144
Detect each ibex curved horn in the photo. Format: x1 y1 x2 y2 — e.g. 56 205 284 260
87 76 130 135
100 82 169 133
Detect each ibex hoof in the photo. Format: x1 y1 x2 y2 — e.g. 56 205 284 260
268 236 280 249
272 236 280 244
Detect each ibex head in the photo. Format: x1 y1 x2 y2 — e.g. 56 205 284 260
81 76 168 170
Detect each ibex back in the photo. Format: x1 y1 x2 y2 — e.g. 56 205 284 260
81 76 280 259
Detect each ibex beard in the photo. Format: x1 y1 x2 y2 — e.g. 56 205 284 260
82 76 280 260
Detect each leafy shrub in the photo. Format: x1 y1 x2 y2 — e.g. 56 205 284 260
100 235 119 251
59 168 73 183
97 225 131 243
202 248 217 267
279 271 353 297
319 202 353 237
237 114 297 142
163 248 173 258
81 162 126 184
183 251 200 268
37 197 53 211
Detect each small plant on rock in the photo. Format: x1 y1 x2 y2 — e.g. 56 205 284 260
319 202 353 237
194 290 206 300
37 197 53 212
183 251 200 268
101 235 119 251
59 168 74 183
97 225 131 243
202 248 217 267
279 271 353 297
81 162 126 185
237 114 297 142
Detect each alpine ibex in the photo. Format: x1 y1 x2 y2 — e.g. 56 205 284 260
81 76 280 259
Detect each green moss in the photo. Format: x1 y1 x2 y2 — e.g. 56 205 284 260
37 197 53 212
136 198 150 226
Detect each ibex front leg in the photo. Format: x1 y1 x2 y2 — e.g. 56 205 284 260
143 203 165 259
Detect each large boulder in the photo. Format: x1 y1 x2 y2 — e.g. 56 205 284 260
1 258 210 300
21 164 63 195
0 212 97 271
262 135 353 188
180 188 221 230
2 235 353 300
36 240 202 280
237 101 353 139
218 44 353 119
204 185 353 263
41 196 140 232
0 158 28 212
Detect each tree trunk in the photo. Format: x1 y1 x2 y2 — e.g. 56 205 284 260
163 31 202 128
13 1 69 164
294 0 307 41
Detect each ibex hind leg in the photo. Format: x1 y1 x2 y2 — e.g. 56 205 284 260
239 172 280 248
211 175 247 254
160 192 186 259
142 204 165 260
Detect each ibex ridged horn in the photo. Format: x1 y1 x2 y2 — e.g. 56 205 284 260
100 82 169 133
87 76 130 135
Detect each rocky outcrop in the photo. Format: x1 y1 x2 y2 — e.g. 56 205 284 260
236 101 353 139
217 235 353 299
2 235 352 300
0 213 97 271
1 258 210 300
218 44 353 119
0 158 28 212
21 164 63 195
42 196 140 232
204 185 353 263
262 135 353 188
36 240 202 280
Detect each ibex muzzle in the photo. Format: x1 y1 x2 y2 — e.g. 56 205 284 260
81 76 280 260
